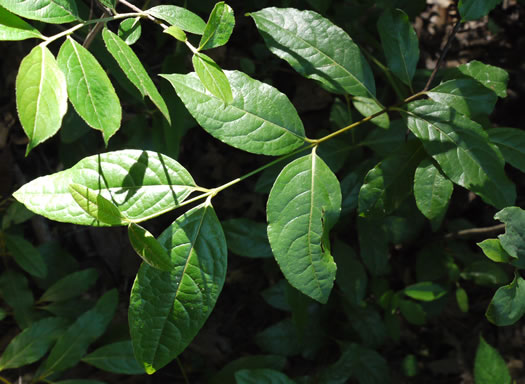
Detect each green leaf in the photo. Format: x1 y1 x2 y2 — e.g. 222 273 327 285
405 100 515 209
209 355 287 384
255 319 302 357
235 369 295 384
118 17 141 45
39 268 99 303
358 140 424 217
57 37 121 145
146 5 206 35
0 308 6 321
81 340 145 375
13 150 197 226
399 299 426 325
458 0 502 21
164 25 186 41
413 157 453 228
0 271 35 328
0 5 44 40
403 282 447 302
38 289 118 379
361 120 406 156
16 45 67 155
0 317 67 371
199 1 235 50
222 218 273 258
4 234 47 278
352 97 389 129
487 127 525 173
163 70 306 156
250 7 376 98
377 9 419 87
0 0 79 24
427 78 498 117
192 52 233 103
55 381 106 384
333 241 367 306
449 60 508 98
461 260 510 286
129 201 227 374
102 28 170 123
98 0 116 10
267 152 341 304
357 216 389 276
474 336 512 384
495 207 525 259
456 287 469 313
69 183 125 225
477 239 512 264
128 223 172 271
262 280 291 311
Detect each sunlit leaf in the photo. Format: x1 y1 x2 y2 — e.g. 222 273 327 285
69 183 125 225
0 0 79 24
128 223 172 271
146 5 206 34
474 336 512 384
199 1 234 50
0 5 44 40
192 52 233 103
118 17 141 45
403 282 447 302
495 207 525 259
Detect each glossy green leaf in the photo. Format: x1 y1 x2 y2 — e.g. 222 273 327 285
474 336 512 384
57 37 121 145
478 239 512 264
235 368 295 384
5 234 47 278
118 17 141 45
458 0 502 21
199 1 235 50
267 152 341 303
128 223 172 271
357 216 389 276
210 355 286 384
222 218 273 258
333 241 367 306
13 150 197 226
488 127 525 173
495 207 525 259
163 70 305 156
456 287 469 313
413 157 453 227
102 28 170 123
352 97 389 129
377 9 419 87
427 78 497 117
250 7 376 98
192 52 233 103
0 317 67 371
0 6 44 40
358 140 424 217
39 268 99 303
405 100 515 209
81 340 145 375
98 0 116 10
38 289 118 379
454 60 508 98
16 45 67 155
0 0 79 24
0 271 34 328
164 25 186 41
129 201 227 374
69 183 125 225
146 5 206 34
403 282 447 302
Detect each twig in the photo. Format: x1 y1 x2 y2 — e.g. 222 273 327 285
83 11 109 48
422 19 462 92
444 224 506 239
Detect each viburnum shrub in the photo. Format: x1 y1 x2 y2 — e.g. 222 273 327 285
1 0 524 381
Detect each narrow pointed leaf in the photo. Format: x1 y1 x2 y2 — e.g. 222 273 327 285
485 273 525 326
488 127 525 173
403 282 447 302
0 271 34 328
40 268 99 303
58 37 121 145
427 78 497 117
128 223 172 271
357 216 389 276
458 0 503 21
0 6 44 41
129 202 227 373
164 25 186 41
38 289 118 379
494 207 525 259
16 45 67 155
474 336 511 384
267 152 341 303
413 157 453 226
235 369 295 384
102 28 170 123
118 17 141 45
98 0 116 10
13 150 197 226
250 7 375 98
0 317 68 371
69 183 125 225
405 100 515 209
453 60 508 98
163 70 305 156
192 53 233 103
377 9 419 87
81 340 145 375
55 381 106 384
477 239 512 264
146 5 206 34
352 97 389 129
199 2 235 50
5 234 47 278
0 0 79 24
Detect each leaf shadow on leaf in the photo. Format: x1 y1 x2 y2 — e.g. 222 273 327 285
113 151 148 202
158 154 183 206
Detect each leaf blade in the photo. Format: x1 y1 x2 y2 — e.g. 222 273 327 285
128 223 172 271
192 52 233 103
199 1 235 50
146 5 206 34
81 340 145 375
0 6 44 41
0 0 79 24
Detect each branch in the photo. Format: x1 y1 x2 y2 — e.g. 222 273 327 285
444 224 506 239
